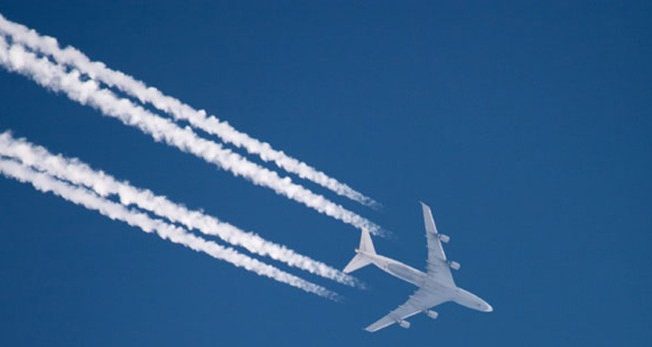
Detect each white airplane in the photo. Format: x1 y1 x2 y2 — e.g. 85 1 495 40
343 202 493 332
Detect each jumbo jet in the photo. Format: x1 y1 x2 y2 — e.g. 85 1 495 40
343 202 493 332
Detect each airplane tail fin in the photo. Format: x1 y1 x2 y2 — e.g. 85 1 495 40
343 229 376 273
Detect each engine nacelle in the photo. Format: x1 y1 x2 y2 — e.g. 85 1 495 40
397 320 411 329
424 310 439 319
448 261 461 270
438 234 450 243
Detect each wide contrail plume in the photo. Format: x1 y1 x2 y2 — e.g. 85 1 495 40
0 131 360 287
0 13 380 209
0 158 339 300
0 37 382 235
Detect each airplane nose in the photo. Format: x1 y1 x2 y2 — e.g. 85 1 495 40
484 303 493 312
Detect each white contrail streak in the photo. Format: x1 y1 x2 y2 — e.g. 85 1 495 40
0 158 339 300
0 36 382 235
0 131 360 287
0 13 380 209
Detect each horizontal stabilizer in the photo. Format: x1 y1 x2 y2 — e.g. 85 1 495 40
343 254 371 274
359 228 376 254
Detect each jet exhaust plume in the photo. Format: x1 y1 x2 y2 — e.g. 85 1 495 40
0 36 382 235
0 158 340 300
0 131 361 287
0 13 380 209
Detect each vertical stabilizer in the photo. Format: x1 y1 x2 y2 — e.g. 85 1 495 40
343 229 376 273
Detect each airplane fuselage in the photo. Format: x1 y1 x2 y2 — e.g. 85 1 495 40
358 250 492 312
358 250 426 286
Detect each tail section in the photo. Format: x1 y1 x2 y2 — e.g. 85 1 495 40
343 229 376 273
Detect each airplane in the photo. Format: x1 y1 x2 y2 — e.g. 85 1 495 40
343 202 493 332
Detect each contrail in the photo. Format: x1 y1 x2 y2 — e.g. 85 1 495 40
0 37 383 235
0 131 360 287
0 13 380 209
0 158 339 300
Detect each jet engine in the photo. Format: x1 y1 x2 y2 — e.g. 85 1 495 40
424 310 439 319
448 261 461 270
437 234 450 243
397 320 411 329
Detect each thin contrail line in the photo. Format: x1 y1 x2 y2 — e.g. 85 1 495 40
0 131 360 287
0 158 340 300
0 36 383 235
0 13 380 209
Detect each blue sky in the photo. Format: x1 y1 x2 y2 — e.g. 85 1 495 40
0 1 650 346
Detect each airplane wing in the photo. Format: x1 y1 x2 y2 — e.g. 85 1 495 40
365 287 449 332
365 204 454 332
421 202 455 287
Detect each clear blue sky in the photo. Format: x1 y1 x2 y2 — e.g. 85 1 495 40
1 1 650 346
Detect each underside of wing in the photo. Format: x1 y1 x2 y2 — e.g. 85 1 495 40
421 202 456 286
365 288 449 332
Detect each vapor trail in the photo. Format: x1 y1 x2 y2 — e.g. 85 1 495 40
0 13 379 209
0 158 339 299
0 131 359 287
0 37 382 235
